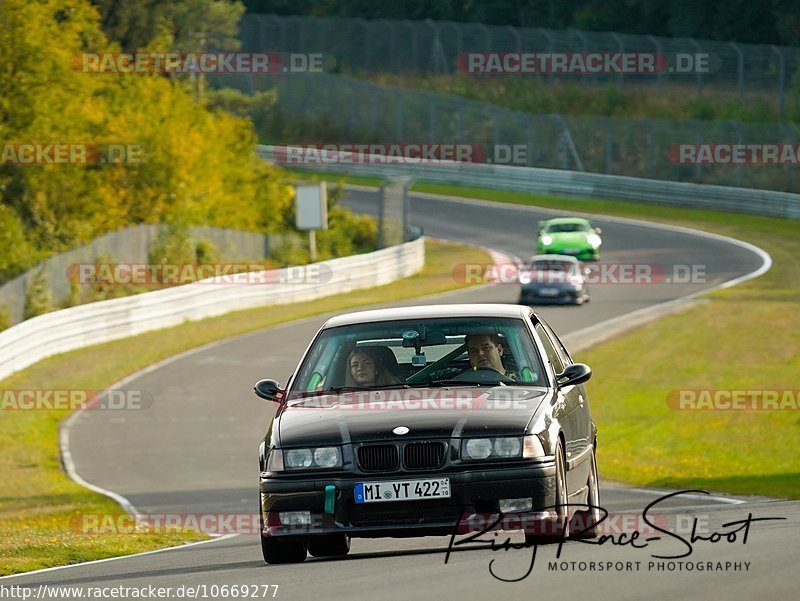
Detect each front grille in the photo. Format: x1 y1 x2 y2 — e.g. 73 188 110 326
349 500 464 527
358 444 399 472
404 442 446 470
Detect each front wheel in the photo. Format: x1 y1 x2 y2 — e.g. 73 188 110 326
308 534 351 558
571 448 600 538
261 535 307 564
526 439 569 545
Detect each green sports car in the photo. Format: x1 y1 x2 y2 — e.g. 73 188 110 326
536 217 602 261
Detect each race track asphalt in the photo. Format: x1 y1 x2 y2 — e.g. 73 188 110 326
3 189 794 601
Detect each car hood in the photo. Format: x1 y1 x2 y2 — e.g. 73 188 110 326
277 387 549 446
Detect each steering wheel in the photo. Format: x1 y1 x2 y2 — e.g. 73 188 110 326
448 367 516 385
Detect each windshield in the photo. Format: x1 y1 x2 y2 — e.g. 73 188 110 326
546 222 590 233
290 317 546 397
531 260 576 272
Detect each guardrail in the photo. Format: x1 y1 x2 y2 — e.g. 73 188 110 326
259 145 800 220
0 224 282 326
0 239 424 383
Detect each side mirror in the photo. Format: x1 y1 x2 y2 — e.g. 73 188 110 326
556 363 591 388
254 379 283 403
594 227 602 235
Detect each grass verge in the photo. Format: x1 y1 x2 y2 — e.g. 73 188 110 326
293 172 800 499
0 239 489 575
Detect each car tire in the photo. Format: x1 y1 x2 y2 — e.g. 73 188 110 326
526 438 569 545
261 535 308 564
307 534 351 558
571 447 600 539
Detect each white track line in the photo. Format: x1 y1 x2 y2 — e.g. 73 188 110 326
0 534 238 581
623 488 746 505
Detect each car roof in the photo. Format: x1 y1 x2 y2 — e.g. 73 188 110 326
542 216 592 224
528 254 580 264
322 303 532 328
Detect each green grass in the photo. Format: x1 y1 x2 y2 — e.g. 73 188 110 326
0 239 490 575
287 168 384 188
289 173 800 499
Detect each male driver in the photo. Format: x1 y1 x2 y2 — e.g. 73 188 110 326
465 333 506 374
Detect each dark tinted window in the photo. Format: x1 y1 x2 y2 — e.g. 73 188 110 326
546 222 590 233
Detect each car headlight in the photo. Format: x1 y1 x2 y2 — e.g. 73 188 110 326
586 233 601 248
523 435 546 459
286 449 313 468
314 447 340 468
266 447 284 472
281 446 342 470
494 437 521 457
464 438 493 459
541 235 553 246
462 437 523 460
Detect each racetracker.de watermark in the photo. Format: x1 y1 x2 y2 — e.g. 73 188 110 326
457 510 676 537
1 143 143 165
455 52 714 74
453 262 707 285
72 513 263 535
67 263 332 286
666 143 800 165
286 389 539 410
0 389 151 411
667 389 800 410
272 143 486 165
71 52 324 74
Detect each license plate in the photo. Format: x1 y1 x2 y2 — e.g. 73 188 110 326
355 478 450 503
539 288 559 296
563 248 580 255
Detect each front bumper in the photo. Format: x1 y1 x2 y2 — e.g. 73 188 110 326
520 286 586 305
260 462 557 538
540 247 598 260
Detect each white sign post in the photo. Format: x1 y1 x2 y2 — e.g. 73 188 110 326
294 182 328 262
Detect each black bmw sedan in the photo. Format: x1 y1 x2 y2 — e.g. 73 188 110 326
255 304 599 563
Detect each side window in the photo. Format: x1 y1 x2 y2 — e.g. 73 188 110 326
541 321 573 368
534 323 565 375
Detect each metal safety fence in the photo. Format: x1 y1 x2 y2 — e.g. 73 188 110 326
0 225 288 326
238 14 800 113
214 71 800 194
